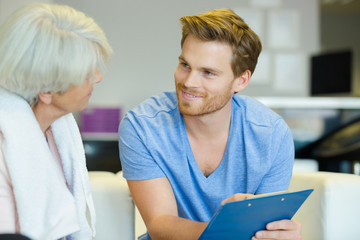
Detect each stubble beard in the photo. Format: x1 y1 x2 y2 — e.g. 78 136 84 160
176 82 234 117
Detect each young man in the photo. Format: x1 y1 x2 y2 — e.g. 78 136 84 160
119 9 300 240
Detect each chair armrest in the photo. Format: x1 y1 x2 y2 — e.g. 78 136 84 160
289 171 360 240
89 171 134 240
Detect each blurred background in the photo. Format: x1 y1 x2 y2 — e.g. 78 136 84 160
1 0 359 174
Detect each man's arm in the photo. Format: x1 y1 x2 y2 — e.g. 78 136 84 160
130 177 301 240
127 177 207 240
119 115 207 239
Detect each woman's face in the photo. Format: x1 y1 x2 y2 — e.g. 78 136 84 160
50 68 102 114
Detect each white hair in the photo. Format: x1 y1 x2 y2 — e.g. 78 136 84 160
0 2 113 105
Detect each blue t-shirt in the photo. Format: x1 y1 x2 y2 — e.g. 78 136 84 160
119 91 294 239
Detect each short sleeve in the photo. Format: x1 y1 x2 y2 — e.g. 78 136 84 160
118 115 165 180
255 119 294 194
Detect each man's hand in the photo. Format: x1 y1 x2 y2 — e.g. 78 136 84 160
221 193 302 240
221 193 254 205
252 219 302 240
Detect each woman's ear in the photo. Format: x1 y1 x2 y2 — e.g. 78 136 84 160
38 92 53 105
233 70 251 93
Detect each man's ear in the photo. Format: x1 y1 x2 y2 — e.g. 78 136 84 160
38 92 53 105
233 70 251 93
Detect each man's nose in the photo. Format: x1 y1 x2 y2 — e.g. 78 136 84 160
183 71 200 88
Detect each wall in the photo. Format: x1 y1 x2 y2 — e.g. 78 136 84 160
1 0 320 114
57 0 319 114
321 11 360 96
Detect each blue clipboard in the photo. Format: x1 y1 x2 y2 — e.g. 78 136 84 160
199 189 313 240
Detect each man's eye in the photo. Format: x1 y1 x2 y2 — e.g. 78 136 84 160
181 62 189 68
205 71 214 76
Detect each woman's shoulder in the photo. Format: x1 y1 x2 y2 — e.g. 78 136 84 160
0 130 19 234
0 130 12 186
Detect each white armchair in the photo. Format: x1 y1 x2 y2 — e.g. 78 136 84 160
289 171 360 240
88 171 134 240
89 170 360 240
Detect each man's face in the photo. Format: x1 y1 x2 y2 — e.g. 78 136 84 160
174 35 239 117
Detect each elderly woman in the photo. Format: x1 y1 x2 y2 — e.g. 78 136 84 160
0 3 113 239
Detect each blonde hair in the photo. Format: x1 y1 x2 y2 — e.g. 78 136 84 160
0 2 113 105
180 9 262 77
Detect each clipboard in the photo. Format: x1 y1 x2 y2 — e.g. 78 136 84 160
199 189 313 240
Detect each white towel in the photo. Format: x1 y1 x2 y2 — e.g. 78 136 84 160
0 87 96 240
